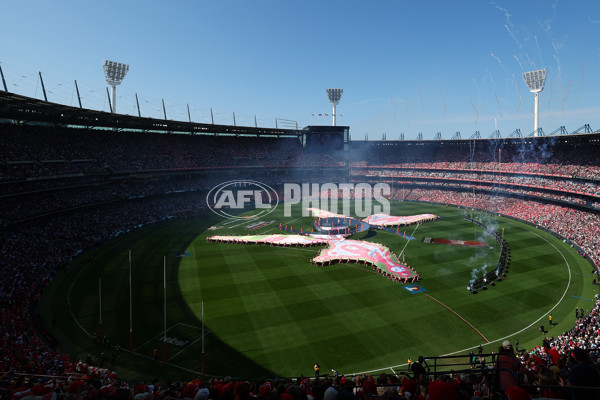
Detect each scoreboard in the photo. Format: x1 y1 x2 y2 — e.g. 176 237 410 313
301 125 350 151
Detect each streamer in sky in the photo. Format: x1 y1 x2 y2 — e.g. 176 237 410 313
472 78 481 103
534 35 544 66
553 54 561 75
525 53 535 68
552 42 561 75
494 92 503 118
505 24 518 45
513 55 524 71
490 53 509 75
561 80 571 112
484 68 495 89
547 78 553 110
491 3 512 26
404 98 411 126
490 53 501 65
440 88 447 119
512 73 522 112
470 101 479 124
505 24 535 67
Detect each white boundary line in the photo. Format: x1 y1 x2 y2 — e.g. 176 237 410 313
347 219 574 376
399 223 420 257
438 225 572 355
67 209 578 377
168 335 205 362
67 263 94 337
67 249 206 376
424 294 489 343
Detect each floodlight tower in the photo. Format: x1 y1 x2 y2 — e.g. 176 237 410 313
326 88 343 126
522 68 547 137
103 60 130 114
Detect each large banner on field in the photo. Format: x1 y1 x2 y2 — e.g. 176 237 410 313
306 208 349 219
312 239 418 280
207 234 335 246
208 234 419 281
362 213 438 226
206 208 435 283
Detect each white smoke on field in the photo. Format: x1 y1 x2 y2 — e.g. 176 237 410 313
469 250 488 265
470 264 488 285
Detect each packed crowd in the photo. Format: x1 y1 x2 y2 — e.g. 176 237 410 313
3 124 600 399
0 192 209 375
0 370 499 400
2 336 599 400
398 188 600 269
351 169 600 199
349 138 600 180
0 124 346 181
351 160 600 181
2 184 598 399
381 179 592 207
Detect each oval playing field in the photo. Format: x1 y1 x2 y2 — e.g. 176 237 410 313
38 201 596 380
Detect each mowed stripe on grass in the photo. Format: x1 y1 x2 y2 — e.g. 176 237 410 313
38 202 598 380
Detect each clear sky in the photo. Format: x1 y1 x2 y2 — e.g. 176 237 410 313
1 0 599 139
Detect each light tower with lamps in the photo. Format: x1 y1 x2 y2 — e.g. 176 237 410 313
522 68 547 137
103 60 130 114
326 88 343 126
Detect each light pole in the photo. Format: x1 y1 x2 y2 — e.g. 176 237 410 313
326 88 343 127
522 69 546 137
103 60 130 114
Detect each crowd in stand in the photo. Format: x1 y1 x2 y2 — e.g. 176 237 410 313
0 193 208 376
2 124 600 399
399 188 600 268
1 335 599 400
349 138 600 180
381 179 593 208
351 169 600 198
0 125 346 181
351 160 600 181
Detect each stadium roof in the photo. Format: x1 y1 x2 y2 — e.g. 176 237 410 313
0 90 300 137
1 90 598 142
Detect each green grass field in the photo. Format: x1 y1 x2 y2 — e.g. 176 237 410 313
37 201 598 381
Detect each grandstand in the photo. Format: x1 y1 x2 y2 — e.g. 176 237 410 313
1 84 600 399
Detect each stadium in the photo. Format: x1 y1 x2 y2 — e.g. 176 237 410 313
2 3 600 397
2 70 600 397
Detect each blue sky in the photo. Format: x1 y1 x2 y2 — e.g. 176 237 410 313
1 0 599 139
